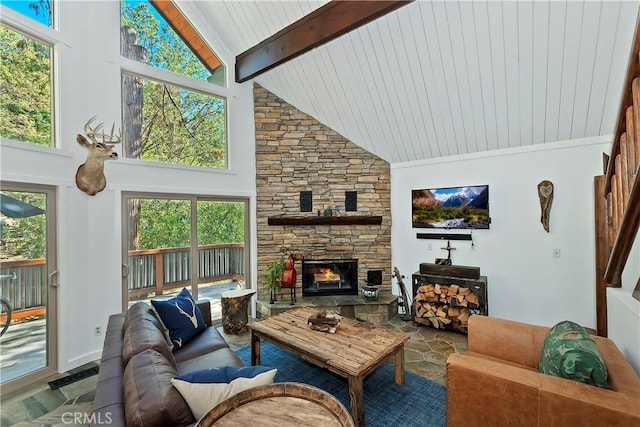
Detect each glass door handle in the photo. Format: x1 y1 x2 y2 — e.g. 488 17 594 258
49 270 59 288
122 264 129 278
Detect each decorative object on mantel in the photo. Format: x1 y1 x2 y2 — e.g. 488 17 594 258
537 180 554 232
75 116 121 196
393 266 413 321
307 310 342 333
435 240 455 265
633 277 640 302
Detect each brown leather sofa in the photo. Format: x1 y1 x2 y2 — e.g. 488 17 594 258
447 315 640 426
90 300 244 427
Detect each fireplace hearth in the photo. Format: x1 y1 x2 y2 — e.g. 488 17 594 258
302 259 358 296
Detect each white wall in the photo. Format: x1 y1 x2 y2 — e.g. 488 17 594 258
0 1 257 371
608 232 640 374
391 137 612 329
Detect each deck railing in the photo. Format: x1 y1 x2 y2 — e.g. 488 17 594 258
0 243 246 312
0 258 46 313
127 243 246 298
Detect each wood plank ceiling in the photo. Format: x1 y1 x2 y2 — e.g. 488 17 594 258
189 0 640 164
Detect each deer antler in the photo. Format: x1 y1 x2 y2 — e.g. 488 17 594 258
84 116 121 144
173 299 198 328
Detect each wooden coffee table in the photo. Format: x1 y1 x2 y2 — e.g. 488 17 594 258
247 307 409 427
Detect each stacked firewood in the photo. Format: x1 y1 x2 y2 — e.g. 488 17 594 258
413 283 479 330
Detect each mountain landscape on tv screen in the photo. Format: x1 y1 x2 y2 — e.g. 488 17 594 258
412 186 490 229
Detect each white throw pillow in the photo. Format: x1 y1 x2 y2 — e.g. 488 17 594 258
171 366 277 419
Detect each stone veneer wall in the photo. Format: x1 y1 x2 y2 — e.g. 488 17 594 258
254 84 391 302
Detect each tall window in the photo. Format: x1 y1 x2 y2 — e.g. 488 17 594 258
120 0 227 168
0 25 53 147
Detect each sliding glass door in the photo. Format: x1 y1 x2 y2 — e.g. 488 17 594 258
0 183 57 393
122 194 248 322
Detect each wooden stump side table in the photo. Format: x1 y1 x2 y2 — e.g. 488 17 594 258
221 289 255 334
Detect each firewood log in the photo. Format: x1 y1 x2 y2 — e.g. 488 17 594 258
448 307 461 317
429 317 442 328
466 293 479 306
434 284 442 294
448 284 460 295
458 309 470 324
440 317 452 324
458 287 471 295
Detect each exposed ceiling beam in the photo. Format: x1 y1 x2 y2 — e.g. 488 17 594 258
235 0 413 83
150 0 222 73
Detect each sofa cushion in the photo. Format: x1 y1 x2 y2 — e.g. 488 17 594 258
176 348 245 376
151 288 206 350
539 320 608 388
173 326 233 363
171 366 277 419
122 304 175 367
123 349 195 427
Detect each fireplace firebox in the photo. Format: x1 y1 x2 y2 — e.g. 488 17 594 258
302 259 358 296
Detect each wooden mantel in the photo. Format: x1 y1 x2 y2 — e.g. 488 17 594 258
267 215 382 226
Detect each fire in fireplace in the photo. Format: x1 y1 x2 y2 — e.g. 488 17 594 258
302 259 358 296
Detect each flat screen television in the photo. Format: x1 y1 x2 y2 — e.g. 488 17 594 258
412 185 490 229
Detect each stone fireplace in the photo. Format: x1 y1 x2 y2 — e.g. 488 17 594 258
254 83 392 310
302 259 358 296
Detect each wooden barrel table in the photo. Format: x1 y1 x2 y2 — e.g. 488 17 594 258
196 382 355 427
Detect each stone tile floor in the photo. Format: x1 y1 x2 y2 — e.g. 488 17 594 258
1 317 467 426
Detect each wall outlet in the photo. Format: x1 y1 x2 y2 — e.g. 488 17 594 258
427 242 433 251
552 248 561 258
470 243 476 251
94 325 101 336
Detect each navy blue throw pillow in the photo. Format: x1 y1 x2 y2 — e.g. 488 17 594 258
151 288 206 349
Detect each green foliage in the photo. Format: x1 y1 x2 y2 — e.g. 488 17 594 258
136 79 226 167
0 26 51 146
135 199 244 250
120 1 227 168
412 206 489 227
197 202 245 245
265 258 286 291
0 192 46 259
120 0 209 80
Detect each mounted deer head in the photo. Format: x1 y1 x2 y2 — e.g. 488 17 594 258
75 116 121 196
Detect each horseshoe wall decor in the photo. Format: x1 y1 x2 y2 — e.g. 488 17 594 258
537 180 554 232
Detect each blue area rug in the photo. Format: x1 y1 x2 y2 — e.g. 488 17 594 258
236 342 446 427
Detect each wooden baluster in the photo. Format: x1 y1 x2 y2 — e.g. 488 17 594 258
634 78 640 170
626 106 637 181
612 178 619 241
619 144 629 210
607 192 615 254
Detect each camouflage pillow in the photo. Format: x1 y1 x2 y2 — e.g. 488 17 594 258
539 320 609 388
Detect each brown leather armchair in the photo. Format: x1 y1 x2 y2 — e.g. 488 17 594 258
446 315 640 426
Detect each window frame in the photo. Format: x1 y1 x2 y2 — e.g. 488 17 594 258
118 4 231 170
120 191 251 313
0 5 61 149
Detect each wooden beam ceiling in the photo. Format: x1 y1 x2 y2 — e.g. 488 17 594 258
235 0 413 83
150 0 222 73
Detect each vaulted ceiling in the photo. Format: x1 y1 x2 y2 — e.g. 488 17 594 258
189 1 639 164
